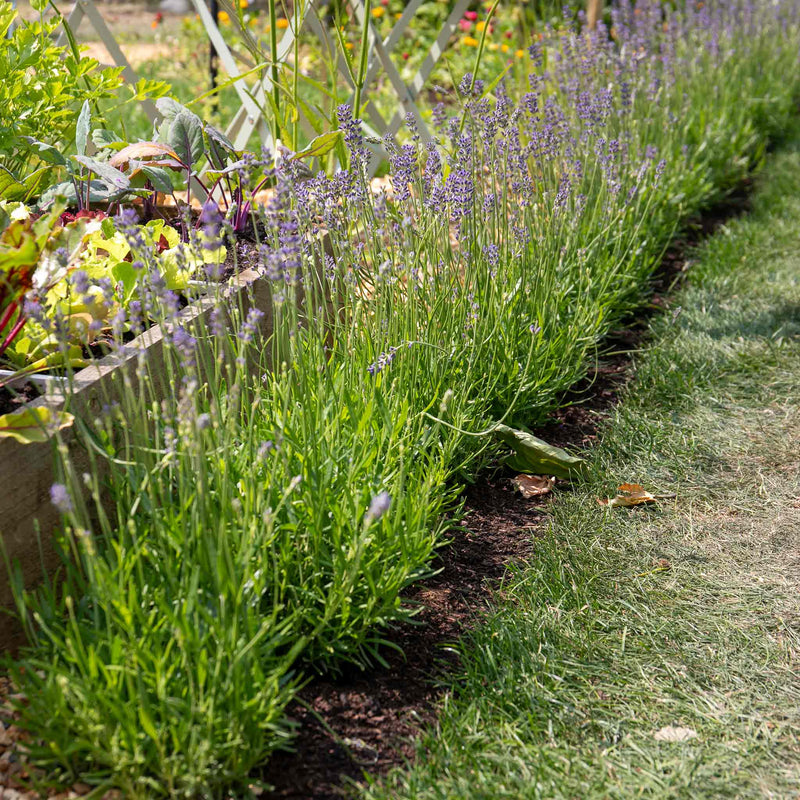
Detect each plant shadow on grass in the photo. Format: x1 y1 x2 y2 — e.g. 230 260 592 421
698 299 800 341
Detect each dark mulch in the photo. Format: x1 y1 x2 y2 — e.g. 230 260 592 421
262 479 547 799
0 382 41 417
259 189 752 799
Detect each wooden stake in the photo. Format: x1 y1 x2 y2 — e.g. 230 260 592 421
587 0 603 30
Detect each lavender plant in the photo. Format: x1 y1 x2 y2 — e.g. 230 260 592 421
5 1 800 797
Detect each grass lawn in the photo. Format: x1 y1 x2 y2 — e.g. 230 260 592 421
362 127 800 800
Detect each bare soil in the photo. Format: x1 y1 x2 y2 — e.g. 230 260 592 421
0 383 41 417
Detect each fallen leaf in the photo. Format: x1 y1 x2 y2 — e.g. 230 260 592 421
598 483 676 508
653 725 698 742
512 474 555 498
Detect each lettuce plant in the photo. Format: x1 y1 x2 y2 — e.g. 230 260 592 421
0 202 225 375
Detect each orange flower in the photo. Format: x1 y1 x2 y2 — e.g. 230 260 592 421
476 20 486 32
462 35 479 46
371 6 385 17
276 17 289 29
218 10 230 24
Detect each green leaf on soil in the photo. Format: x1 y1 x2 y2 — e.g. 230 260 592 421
494 423 588 480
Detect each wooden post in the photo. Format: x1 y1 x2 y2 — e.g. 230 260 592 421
587 0 603 30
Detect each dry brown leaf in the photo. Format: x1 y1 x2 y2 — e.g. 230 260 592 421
598 483 676 508
512 474 555 498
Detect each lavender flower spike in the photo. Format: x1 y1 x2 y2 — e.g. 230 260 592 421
365 490 392 524
50 483 73 514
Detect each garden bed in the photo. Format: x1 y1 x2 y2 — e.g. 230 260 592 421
0 264 273 651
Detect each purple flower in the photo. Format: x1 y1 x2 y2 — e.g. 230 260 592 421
365 490 391 524
257 440 274 460
238 307 265 343
432 102 448 129
50 483 73 514
484 244 500 270
199 199 224 248
171 326 197 367
458 73 483 97
390 143 417 204
337 104 370 175
70 269 90 295
367 346 398 376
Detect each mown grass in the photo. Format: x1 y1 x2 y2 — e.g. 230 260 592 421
362 126 800 800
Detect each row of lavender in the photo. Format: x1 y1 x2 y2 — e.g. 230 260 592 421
6 1 800 796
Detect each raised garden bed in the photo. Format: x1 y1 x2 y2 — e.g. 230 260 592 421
0 265 273 651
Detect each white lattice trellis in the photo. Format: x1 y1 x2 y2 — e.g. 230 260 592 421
55 0 472 173
55 0 159 123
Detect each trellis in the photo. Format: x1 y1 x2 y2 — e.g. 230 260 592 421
55 0 603 169
55 0 159 123
55 0 472 174
189 0 472 173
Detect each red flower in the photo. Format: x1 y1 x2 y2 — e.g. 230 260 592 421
465 10 478 20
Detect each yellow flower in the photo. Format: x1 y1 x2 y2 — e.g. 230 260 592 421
218 10 230 24
395 11 402 19
462 35 479 46
501 43 509 53
371 6 385 18
515 48 525 58
476 20 486 32
276 17 289 29
239 0 248 7
248 16 257 26
345 41 354 50
488 42 499 51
